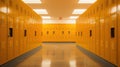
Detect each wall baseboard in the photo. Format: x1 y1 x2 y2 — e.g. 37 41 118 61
77 45 117 67
1 46 42 67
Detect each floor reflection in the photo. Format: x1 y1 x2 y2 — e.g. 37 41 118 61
16 43 108 67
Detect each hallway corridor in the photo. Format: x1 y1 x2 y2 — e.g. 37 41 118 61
1 0 120 67
7 43 114 67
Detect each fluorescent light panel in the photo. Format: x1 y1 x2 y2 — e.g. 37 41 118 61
42 20 76 24
23 0 42 4
78 0 97 4
70 16 79 19
42 16 51 19
0 7 11 14
70 60 76 67
72 9 87 14
33 9 48 14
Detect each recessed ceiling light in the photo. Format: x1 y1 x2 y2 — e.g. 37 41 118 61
72 9 87 14
78 0 97 4
42 16 51 19
70 16 79 19
0 7 11 14
33 9 48 14
42 20 76 24
22 0 42 4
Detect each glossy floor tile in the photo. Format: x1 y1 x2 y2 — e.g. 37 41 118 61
15 43 113 67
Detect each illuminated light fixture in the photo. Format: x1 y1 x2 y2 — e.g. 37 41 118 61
72 9 87 14
41 60 51 67
118 5 120 11
70 60 76 67
22 0 42 4
111 6 117 13
42 20 76 24
70 16 79 19
78 0 97 4
42 16 51 19
33 9 48 14
0 7 10 14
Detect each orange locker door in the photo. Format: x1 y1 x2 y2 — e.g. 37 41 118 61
23 21 27 53
13 16 20 57
0 13 1 65
89 27 93 52
104 16 111 62
24 24 29 52
93 23 96 54
7 16 14 61
27 24 31 51
95 18 100 56
109 14 117 65
118 0 120 66
0 13 8 65
12 0 21 57
95 5 101 56
19 20 24 55
104 0 111 62
109 0 117 65
99 8 105 59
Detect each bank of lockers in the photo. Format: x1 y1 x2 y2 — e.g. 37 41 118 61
76 0 119 66
0 0 42 65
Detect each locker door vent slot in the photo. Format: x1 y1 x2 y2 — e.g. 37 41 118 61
111 27 115 38
62 31 64 34
9 28 13 37
47 31 49 34
68 31 70 34
35 31 37 36
81 32 82 36
53 31 55 34
90 30 92 37
24 30 27 37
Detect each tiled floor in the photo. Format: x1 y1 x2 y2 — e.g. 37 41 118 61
15 43 113 67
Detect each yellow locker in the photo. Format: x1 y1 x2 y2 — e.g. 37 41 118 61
90 8 96 53
0 13 1 65
94 6 98 55
99 2 105 58
95 19 98 56
0 0 42 65
27 24 30 51
23 21 27 53
0 13 8 65
25 21 29 52
7 16 14 61
109 0 117 65
118 0 120 66
12 1 20 58
95 14 100 56
104 0 111 62
89 24 93 52
19 19 24 55
93 20 96 54
104 15 111 62
13 16 20 57
23 5 27 53
76 0 118 66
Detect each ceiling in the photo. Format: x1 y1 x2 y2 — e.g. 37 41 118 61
27 0 92 19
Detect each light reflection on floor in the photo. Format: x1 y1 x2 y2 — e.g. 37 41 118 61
16 43 106 67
